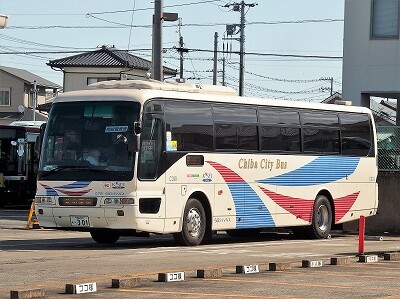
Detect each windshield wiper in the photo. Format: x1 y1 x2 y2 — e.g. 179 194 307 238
40 165 109 177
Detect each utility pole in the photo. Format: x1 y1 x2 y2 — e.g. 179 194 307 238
224 1 257 96
239 1 245 96
177 18 187 82
32 81 37 122
152 1 178 82
321 77 334 96
222 57 226 86
152 0 163 81
213 32 218 85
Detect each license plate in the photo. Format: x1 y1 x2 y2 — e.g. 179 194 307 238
70 216 90 227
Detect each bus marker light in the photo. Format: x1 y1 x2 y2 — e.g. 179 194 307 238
186 155 204 166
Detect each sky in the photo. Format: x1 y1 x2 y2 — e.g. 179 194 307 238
0 0 345 102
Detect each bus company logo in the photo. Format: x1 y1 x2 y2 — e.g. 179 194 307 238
103 182 111 189
202 172 212 182
187 174 200 182
112 182 125 189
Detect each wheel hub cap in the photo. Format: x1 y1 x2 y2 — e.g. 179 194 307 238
186 208 201 237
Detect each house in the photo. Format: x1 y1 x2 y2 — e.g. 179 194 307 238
321 92 394 125
342 0 400 124
47 45 177 92
0 66 60 125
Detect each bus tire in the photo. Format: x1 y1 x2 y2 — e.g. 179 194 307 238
307 195 332 239
173 198 206 246
90 230 120 244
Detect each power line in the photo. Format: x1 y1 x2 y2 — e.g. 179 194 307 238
5 19 344 30
0 47 343 60
226 63 333 83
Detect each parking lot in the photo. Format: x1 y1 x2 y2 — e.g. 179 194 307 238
1 208 399 299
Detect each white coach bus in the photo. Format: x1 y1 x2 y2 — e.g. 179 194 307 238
35 80 378 246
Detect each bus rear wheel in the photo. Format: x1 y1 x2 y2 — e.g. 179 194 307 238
307 195 332 239
90 230 120 244
173 198 206 246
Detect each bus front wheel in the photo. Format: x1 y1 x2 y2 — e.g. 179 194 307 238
90 230 120 244
307 195 332 239
173 198 206 246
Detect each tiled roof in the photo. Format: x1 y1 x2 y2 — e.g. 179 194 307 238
0 66 61 88
47 46 177 75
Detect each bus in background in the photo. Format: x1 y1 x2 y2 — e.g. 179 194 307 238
0 121 44 207
34 80 378 246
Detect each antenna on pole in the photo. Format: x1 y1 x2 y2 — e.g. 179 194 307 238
223 1 257 96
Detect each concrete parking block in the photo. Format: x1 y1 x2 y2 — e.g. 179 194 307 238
10 289 44 299
384 252 400 261
302 260 323 268
269 262 291 271
236 265 260 274
65 282 97 294
196 269 223 278
158 272 185 282
330 256 351 265
111 277 141 288
358 255 379 263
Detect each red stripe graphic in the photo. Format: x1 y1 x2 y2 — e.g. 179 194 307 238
334 191 359 222
260 187 360 224
207 161 244 183
259 187 314 222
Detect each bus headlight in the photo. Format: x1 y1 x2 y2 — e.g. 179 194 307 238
34 196 55 205
103 198 135 205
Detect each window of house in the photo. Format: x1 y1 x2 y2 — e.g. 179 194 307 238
371 0 399 38
0 88 10 106
87 77 119 85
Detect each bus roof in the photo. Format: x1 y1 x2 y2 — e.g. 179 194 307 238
53 79 372 115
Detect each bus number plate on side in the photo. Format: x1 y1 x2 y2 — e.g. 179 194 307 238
70 216 90 227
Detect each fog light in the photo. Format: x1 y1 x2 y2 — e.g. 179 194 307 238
117 210 124 216
38 209 43 215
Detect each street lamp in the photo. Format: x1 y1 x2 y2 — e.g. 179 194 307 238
0 14 8 29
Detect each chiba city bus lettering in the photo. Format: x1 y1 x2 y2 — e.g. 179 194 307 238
238 158 287 171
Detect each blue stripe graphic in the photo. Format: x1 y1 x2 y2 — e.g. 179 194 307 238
227 182 275 228
257 156 360 186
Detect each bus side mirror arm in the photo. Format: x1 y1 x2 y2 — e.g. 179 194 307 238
128 135 139 152
35 123 46 156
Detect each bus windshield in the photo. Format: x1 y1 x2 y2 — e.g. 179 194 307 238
38 101 140 181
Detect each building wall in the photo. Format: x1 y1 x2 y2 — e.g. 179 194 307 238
63 67 148 92
0 71 25 112
342 0 400 106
